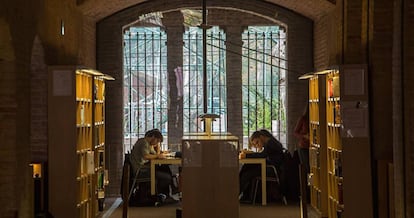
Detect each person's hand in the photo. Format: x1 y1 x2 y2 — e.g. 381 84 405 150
243 149 254 154
153 143 162 154
239 151 246 159
157 153 166 159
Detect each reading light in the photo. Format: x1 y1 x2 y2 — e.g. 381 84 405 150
81 69 104 76
314 69 334 75
101 74 115 81
198 113 220 137
30 163 42 178
298 72 314 80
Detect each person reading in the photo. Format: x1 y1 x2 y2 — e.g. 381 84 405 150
129 129 175 200
238 129 285 202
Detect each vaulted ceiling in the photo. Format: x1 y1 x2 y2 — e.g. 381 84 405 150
78 0 335 22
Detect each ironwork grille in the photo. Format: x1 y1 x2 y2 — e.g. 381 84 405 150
183 26 227 133
242 26 287 148
123 27 168 150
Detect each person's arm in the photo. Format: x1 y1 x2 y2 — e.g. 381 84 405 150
144 153 165 160
143 143 165 160
245 145 267 158
153 143 161 154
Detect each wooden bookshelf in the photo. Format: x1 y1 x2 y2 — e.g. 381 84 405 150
305 65 372 218
325 70 343 218
308 75 328 217
48 66 110 218
93 76 107 213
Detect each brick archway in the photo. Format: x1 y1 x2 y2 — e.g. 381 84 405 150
96 0 315 196
78 0 335 22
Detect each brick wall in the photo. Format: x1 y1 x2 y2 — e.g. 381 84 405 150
30 36 48 162
403 0 414 216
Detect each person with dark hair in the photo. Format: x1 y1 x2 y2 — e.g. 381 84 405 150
238 129 285 202
129 129 173 198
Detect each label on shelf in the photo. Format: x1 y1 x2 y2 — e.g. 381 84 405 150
98 190 105 199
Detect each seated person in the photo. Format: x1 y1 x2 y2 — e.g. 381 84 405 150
129 129 174 198
238 129 285 201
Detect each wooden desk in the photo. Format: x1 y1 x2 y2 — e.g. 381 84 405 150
239 158 267 205
150 157 266 206
150 158 182 195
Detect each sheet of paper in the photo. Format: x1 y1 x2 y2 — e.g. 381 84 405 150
341 101 369 138
53 70 72 96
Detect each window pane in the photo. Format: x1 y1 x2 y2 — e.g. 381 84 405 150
183 26 227 134
242 26 287 148
123 27 168 151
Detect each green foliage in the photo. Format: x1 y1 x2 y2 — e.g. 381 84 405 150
242 85 286 135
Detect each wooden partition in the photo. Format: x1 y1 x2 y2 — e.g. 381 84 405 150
181 135 239 218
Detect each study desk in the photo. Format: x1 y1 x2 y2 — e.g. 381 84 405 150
150 158 182 195
150 157 267 206
239 158 267 205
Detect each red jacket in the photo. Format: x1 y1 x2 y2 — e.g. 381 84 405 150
294 115 310 149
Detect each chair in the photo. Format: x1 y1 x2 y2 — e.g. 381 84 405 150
128 165 152 201
252 165 287 205
121 153 151 202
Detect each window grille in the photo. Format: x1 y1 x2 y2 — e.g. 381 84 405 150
123 27 168 150
183 26 227 134
242 26 287 148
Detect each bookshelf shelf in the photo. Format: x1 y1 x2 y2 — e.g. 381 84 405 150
307 75 328 216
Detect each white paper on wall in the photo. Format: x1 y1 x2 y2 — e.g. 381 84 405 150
53 70 72 96
343 69 365 96
341 101 369 138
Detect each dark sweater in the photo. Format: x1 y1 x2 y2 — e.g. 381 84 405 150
246 137 284 166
